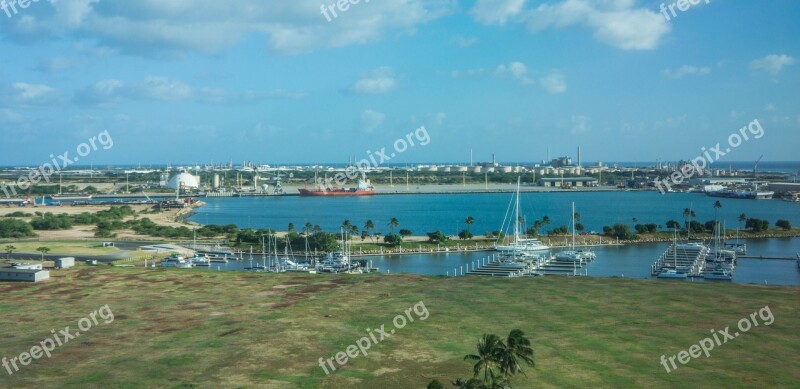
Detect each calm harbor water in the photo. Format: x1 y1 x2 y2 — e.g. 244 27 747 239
189 191 800 286
191 191 800 235
205 238 800 286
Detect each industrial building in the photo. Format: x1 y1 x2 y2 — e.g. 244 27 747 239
0 268 50 282
767 182 800 195
55 257 75 269
538 177 598 188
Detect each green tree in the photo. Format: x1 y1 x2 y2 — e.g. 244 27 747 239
498 329 535 376
399 229 413 237
4 245 16 259
776 219 791 230
738 213 747 229
426 231 448 243
427 380 444 389
364 219 375 241
287 223 295 233
459 229 474 240
465 216 475 233
384 233 403 246
36 246 50 262
388 217 399 234
464 334 504 384
713 200 722 223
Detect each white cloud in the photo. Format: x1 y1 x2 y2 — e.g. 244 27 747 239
7 83 59 105
454 63 566 93
662 65 711 79
495 61 533 85
764 103 777 112
348 67 397 95
432 112 447 125
74 77 304 106
0 108 24 123
0 0 455 56
570 115 590 134
522 0 671 50
361 110 385 133
450 35 478 48
750 54 795 75
539 71 567 94
470 0 527 25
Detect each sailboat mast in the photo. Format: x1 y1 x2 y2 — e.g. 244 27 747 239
571 202 576 250
514 177 520 243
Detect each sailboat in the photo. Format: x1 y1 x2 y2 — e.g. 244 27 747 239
494 177 550 254
657 229 688 279
555 202 596 262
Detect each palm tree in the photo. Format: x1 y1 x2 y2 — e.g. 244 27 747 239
713 200 722 232
342 219 351 231
682 208 696 238
304 222 313 235
36 246 50 263
738 213 747 229
632 217 638 227
498 329 535 376
388 217 399 234
532 220 542 236
349 225 359 237
465 216 475 233
313 224 322 234
287 223 295 233
364 220 375 242
464 334 504 384
542 216 550 229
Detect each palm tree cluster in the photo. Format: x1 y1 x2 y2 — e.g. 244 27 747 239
432 329 534 389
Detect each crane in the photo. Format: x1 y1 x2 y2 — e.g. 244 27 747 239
753 154 763 179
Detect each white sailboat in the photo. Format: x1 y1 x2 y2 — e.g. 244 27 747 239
555 202 596 262
494 177 550 254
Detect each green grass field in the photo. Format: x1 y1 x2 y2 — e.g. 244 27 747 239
0 267 797 388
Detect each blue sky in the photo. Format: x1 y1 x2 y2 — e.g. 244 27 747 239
0 0 797 166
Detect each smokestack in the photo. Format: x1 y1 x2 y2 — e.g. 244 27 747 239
578 146 582 167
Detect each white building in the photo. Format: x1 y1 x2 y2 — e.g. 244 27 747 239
167 172 200 190
0 268 50 282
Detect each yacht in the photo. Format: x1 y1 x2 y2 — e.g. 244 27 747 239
494 177 551 254
555 202 596 262
657 269 688 279
189 254 210 266
161 255 195 268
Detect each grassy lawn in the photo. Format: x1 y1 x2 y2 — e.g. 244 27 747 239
0 241 119 256
0 267 797 388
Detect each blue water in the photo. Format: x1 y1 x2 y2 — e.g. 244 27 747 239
203 238 800 286
188 192 800 285
190 192 800 236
